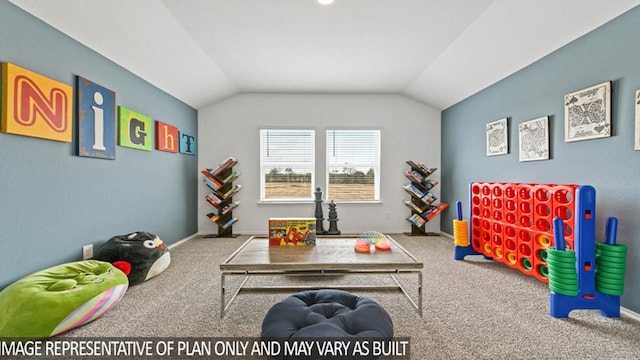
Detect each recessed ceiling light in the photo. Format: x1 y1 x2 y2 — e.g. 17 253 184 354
318 0 334 5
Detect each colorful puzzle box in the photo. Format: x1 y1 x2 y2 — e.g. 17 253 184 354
269 218 316 246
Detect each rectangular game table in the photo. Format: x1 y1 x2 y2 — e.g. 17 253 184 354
219 235 423 318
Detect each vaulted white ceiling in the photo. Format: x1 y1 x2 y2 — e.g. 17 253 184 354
9 0 640 110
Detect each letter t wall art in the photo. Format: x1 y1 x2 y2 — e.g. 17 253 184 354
118 106 153 151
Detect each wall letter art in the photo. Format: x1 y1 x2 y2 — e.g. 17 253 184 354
179 131 197 155
155 120 178 153
77 76 116 159
1 62 73 142
118 106 153 151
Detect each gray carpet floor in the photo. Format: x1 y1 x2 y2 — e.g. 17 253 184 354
61 234 640 359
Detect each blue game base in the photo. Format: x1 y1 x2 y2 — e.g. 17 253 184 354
453 245 482 260
550 292 620 318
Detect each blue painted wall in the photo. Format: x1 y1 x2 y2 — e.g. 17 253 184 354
0 2 198 289
441 6 640 313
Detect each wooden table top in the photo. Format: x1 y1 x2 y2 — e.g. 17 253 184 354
220 235 423 271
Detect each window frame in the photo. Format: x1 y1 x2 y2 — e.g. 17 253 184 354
259 128 316 202
325 129 381 203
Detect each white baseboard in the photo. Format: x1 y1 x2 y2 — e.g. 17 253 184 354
168 233 200 249
621 307 640 321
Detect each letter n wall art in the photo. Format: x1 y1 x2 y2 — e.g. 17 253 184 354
1 63 73 142
118 106 153 151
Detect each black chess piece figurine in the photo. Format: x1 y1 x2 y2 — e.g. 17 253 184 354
327 200 341 235
314 187 327 235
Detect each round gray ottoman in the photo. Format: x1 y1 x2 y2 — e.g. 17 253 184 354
261 289 393 338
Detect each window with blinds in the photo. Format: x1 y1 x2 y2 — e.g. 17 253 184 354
326 129 380 201
260 129 315 201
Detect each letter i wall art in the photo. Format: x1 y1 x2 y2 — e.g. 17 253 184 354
77 76 116 159
1 62 197 159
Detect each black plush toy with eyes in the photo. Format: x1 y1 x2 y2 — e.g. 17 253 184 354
95 231 171 285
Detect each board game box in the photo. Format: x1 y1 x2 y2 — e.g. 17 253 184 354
268 218 316 246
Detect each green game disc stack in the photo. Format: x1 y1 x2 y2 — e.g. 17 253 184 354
595 242 627 296
546 248 578 296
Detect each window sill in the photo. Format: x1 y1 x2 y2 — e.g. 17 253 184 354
332 200 383 205
258 200 314 205
257 200 382 205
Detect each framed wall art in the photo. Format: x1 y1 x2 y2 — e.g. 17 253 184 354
1 62 73 142
118 106 153 151
486 117 508 156
518 116 549 161
564 81 611 142
77 76 116 159
635 89 640 150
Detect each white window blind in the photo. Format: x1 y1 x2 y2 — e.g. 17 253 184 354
260 129 315 201
326 129 380 201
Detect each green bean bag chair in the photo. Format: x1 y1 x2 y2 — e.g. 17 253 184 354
0 260 128 338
